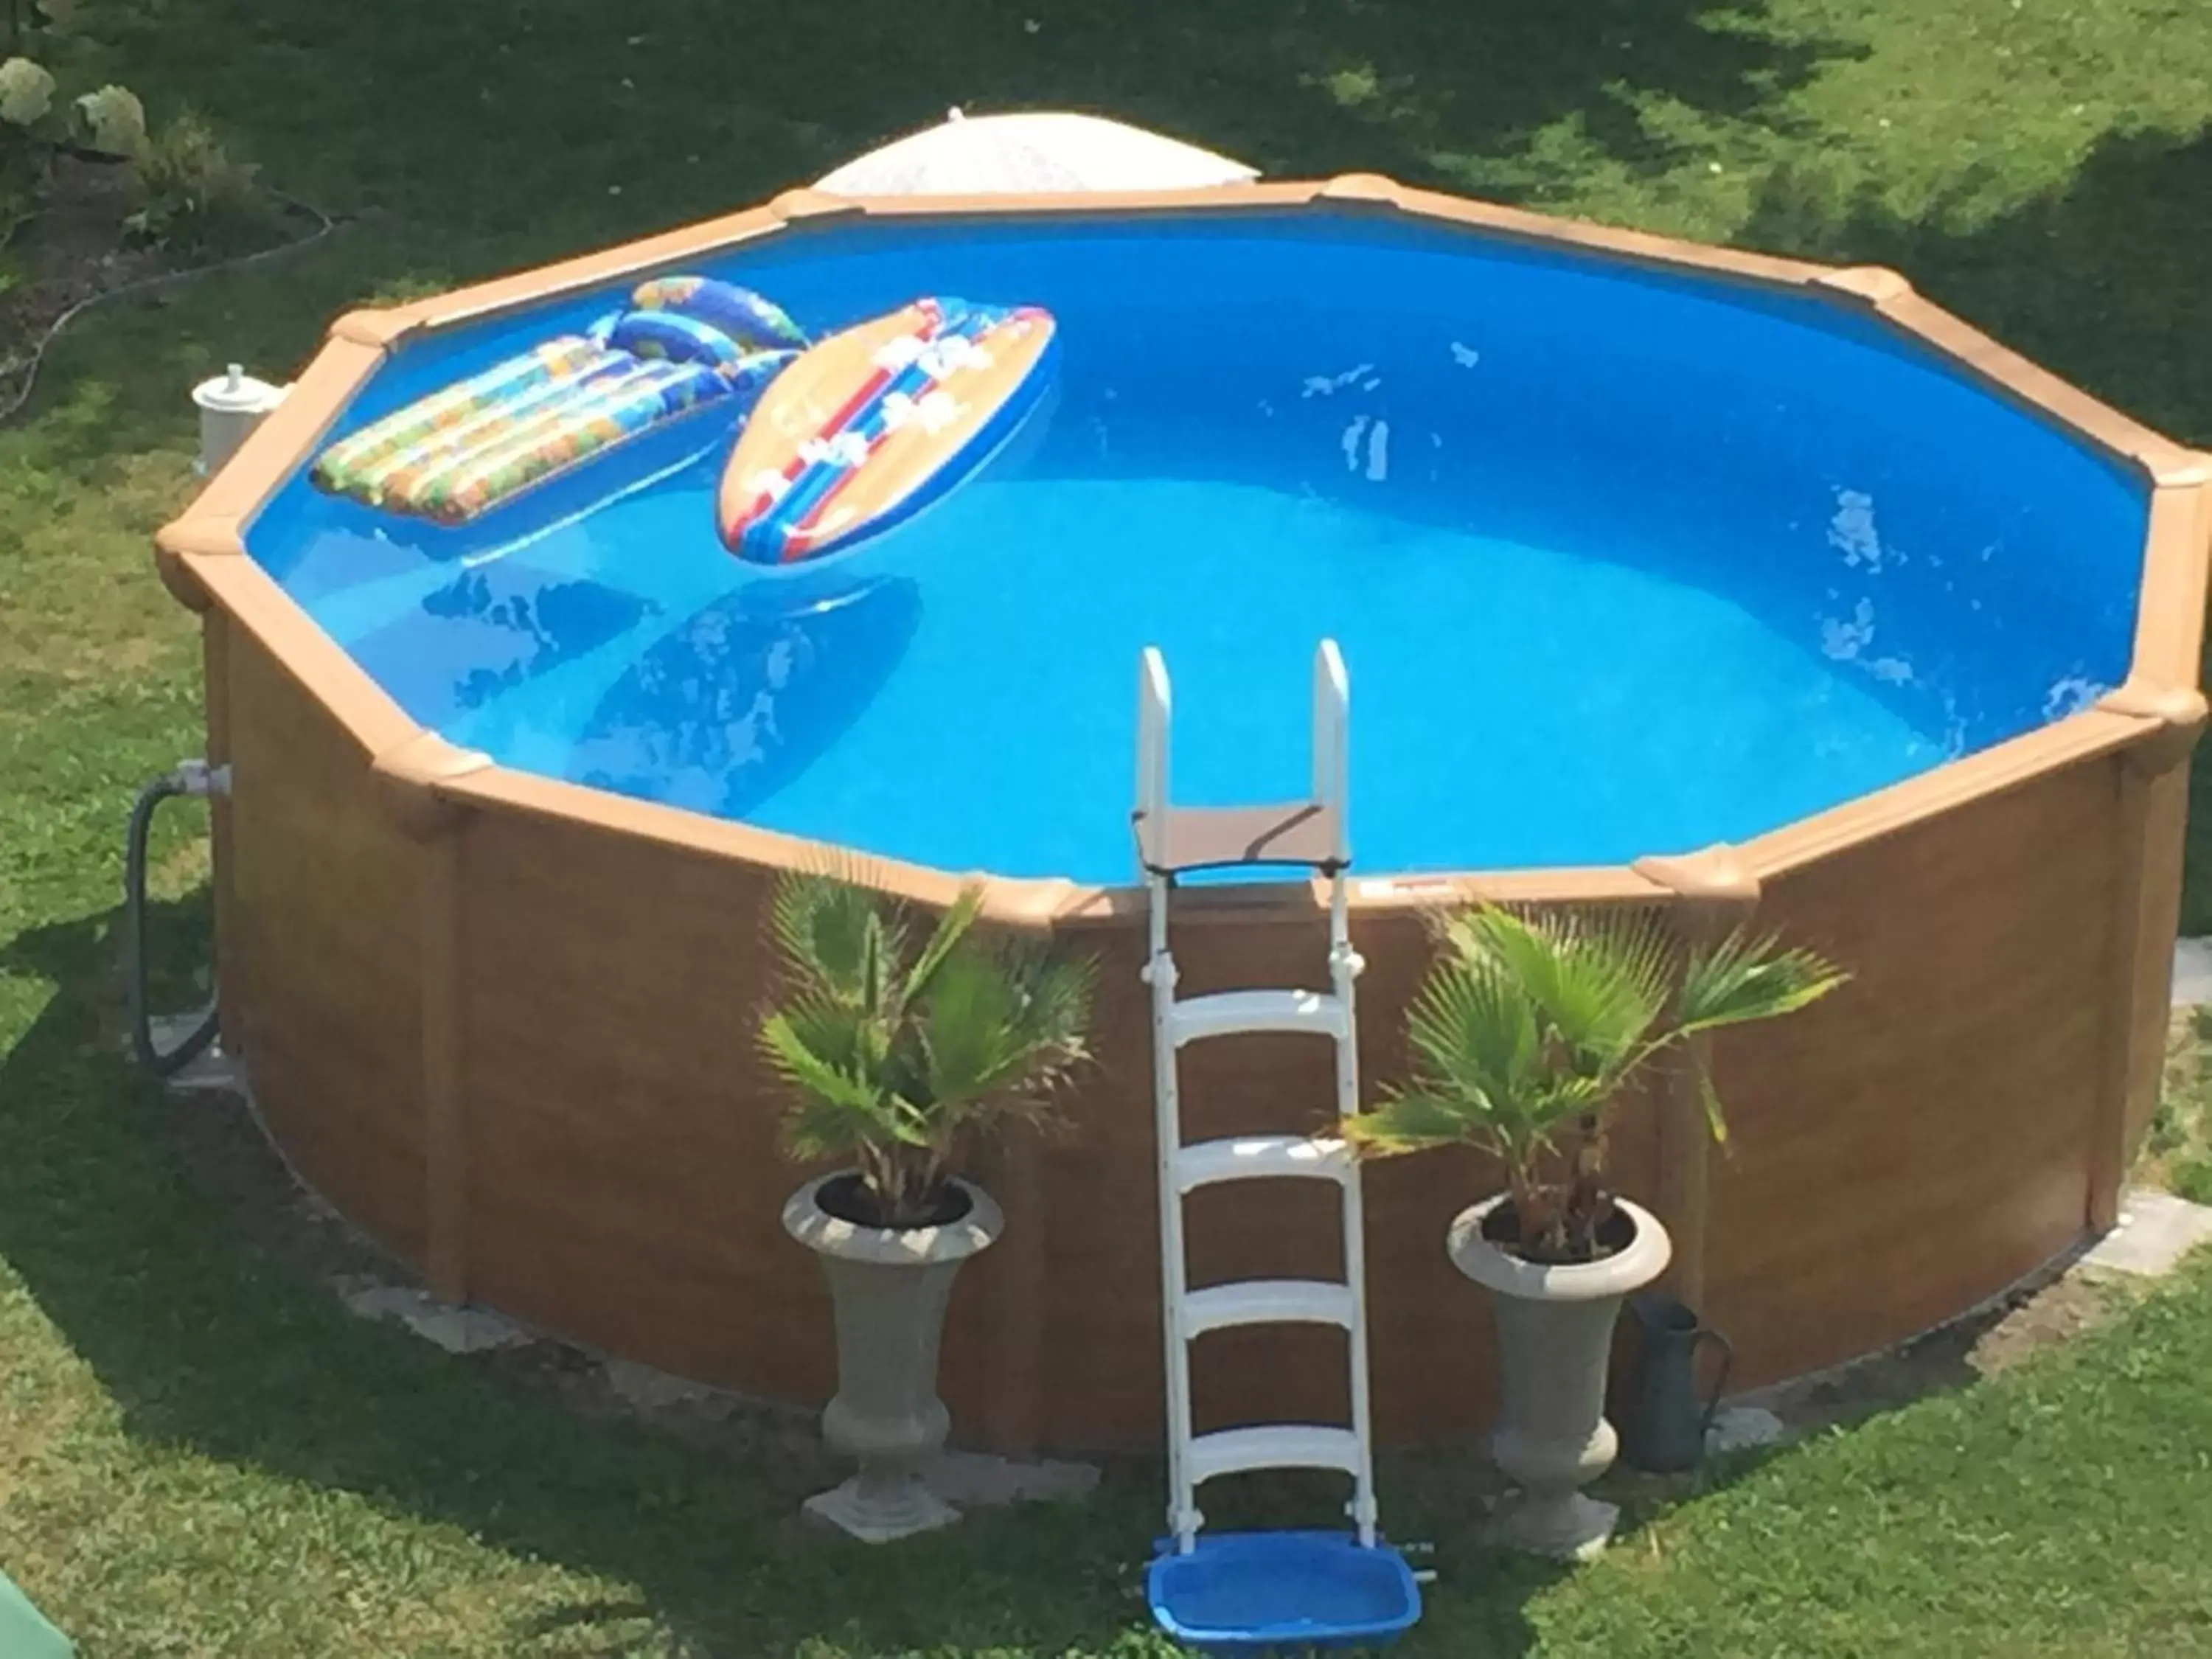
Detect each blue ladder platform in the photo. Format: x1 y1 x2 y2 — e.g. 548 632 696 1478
1146 1530 1422 1655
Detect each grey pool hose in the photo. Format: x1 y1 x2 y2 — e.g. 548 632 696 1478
124 759 229 1077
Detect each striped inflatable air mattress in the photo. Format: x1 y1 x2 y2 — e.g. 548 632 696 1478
309 276 806 526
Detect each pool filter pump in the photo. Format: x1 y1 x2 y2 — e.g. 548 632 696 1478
192 364 288 476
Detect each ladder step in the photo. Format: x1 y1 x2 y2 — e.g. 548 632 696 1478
1184 1279 1356 1336
1176 1135 1352 1193
1186 1425 1363 1484
1168 989 1349 1048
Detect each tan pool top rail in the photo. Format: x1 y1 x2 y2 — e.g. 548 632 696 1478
156 173 2211 937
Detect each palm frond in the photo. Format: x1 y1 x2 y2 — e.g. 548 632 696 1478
900 883 987 1006
914 939 1096 1130
778 1091 897 1166
1402 952 1537 1114
879 1091 940 1149
1690 1051 1729 1146
755 872 1096 1215
1676 928 1849 1037
768 870 905 1004
999 944 1097 1082
1369 899 1843 1256
772 987 889 1078
1343 1088 1507 1156
758 1001 879 1102
913 945 1027 1114
1446 905 1672 1073
1384 949 1607 1161
857 905 894 1017
759 1010 899 1162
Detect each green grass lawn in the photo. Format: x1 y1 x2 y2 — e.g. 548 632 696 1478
4 0 2212 1652
2146 1009 2212 1204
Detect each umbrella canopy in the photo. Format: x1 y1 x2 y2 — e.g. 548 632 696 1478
813 110 1259 196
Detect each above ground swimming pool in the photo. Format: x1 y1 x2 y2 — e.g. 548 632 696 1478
245 208 2147 880
159 179 2210 1452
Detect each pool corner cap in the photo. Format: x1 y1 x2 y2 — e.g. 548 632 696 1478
154 512 246 561
1632 844 1761 926
2151 450 2212 490
1316 172 1408 210
2098 681 2210 778
329 307 422 352
1809 264 1916 308
371 731 495 841
770 187 866 223
978 875 1082 929
153 512 246 613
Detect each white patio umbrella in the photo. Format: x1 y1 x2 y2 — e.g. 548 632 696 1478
813 109 1259 196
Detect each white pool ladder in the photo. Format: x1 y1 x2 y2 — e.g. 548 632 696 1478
1135 639 1380 1555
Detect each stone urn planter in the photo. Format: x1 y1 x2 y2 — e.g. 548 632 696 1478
1448 1193 1672 1560
782 1169 1004 1543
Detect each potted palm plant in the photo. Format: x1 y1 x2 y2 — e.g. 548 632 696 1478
1344 902 1844 1559
759 868 1094 1543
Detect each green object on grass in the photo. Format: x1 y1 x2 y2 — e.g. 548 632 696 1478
0 1571 72 1658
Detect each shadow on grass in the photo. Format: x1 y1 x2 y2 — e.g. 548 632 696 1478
0 902 1609 1653
92 0 1846 240
1740 128 2212 932
0 903 1178 1655
1742 127 2212 447
0 904 1838 1652
10 0 1864 458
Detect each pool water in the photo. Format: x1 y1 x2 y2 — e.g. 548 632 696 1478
246 214 2149 883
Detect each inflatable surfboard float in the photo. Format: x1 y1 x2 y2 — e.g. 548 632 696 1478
716 296 1057 566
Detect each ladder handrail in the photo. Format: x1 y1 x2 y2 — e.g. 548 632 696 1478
1140 639 1380 1555
1135 647 1172 877
1312 639 1350 866
1144 863 1194 1540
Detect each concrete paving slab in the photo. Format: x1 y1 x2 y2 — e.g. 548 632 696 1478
921 1448 1101 1506
2172 938 2212 1009
149 1019 247 1093
604 1358 724 1414
1706 1404 1787 1455
2081 1188 2212 1278
341 1285 532 1353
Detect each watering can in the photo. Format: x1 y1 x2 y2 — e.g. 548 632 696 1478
1620 1293 1732 1475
